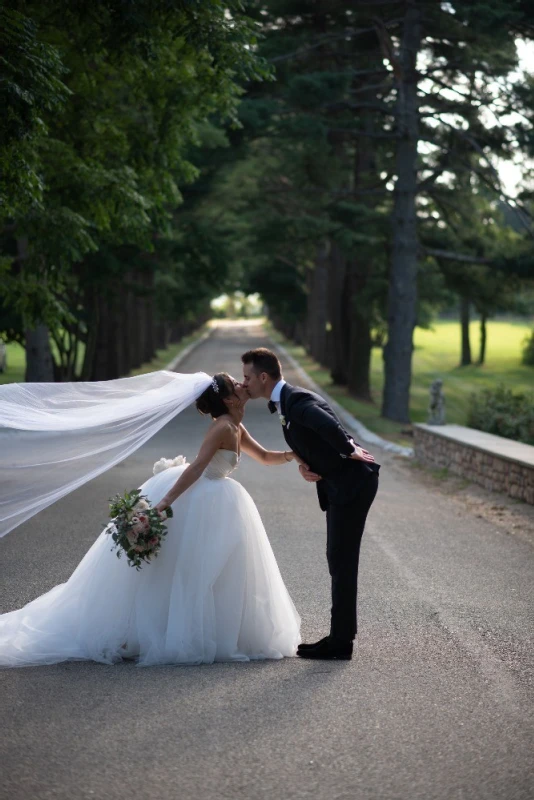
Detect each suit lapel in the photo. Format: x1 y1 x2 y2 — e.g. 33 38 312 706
280 383 294 448
279 383 307 465
280 382 290 417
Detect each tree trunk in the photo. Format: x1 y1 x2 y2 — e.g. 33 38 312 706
121 273 135 373
81 285 98 381
16 237 54 383
155 322 168 350
169 321 183 343
460 297 472 366
25 324 54 382
130 276 143 370
381 2 422 423
347 298 372 400
307 243 329 366
143 270 156 364
90 292 110 380
110 297 127 378
89 290 124 380
327 240 350 385
346 97 378 402
137 286 147 368
478 312 487 365
347 260 373 400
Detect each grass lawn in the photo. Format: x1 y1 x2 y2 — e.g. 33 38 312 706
0 342 25 385
269 319 534 446
0 326 209 385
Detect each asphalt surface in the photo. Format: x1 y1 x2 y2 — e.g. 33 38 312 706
1 321 533 800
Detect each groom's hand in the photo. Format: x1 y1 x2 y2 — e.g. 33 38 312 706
298 463 322 482
350 446 376 463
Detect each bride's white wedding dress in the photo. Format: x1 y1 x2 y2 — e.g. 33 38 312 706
0 450 301 667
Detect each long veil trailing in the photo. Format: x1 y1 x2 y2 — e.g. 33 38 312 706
0 370 211 538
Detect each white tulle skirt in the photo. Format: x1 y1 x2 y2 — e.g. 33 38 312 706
0 465 301 667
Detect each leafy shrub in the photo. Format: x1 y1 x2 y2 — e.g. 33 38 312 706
467 385 534 445
522 330 534 366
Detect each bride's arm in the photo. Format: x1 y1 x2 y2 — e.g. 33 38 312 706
239 425 296 466
154 421 230 511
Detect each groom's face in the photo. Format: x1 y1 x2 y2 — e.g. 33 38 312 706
242 364 265 399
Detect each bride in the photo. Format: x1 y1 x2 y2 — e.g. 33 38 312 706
0 372 301 667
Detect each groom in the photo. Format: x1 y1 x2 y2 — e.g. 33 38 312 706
242 347 379 661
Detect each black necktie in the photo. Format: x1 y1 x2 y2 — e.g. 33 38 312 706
268 400 277 414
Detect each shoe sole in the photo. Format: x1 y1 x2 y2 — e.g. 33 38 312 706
297 651 352 660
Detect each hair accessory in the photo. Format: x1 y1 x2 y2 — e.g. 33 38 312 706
211 377 220 394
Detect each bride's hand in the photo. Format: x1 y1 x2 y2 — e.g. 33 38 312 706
298 464 322 483
155 500 169 514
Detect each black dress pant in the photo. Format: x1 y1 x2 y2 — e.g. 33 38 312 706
326 472 378 641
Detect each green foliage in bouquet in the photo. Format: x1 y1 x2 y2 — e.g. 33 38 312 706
106 488 173 570
467 385 534 446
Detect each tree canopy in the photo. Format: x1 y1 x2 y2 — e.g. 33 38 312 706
1 0 533 411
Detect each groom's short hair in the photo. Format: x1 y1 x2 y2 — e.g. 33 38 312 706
241 348 282 380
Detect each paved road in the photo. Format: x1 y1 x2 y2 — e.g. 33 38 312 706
1 322 533 800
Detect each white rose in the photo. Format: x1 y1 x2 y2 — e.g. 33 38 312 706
171 455 186 467
134 499 150 512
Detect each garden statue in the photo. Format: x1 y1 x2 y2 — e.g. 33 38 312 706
428 378 446 425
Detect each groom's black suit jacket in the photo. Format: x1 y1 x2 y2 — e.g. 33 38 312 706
279 383 380 511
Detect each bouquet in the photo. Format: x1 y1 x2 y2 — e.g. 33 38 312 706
105 489 173 570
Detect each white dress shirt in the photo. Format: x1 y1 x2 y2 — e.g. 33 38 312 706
270 379 286 413
271 379 360 458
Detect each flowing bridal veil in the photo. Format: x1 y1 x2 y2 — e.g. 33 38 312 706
0 370 212 538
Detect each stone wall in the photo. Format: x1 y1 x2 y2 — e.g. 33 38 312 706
413 425 534 505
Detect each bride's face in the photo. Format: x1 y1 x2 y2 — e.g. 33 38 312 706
225 376 249 407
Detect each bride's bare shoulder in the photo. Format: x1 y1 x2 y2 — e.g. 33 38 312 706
203 416 235 440
212 415 235 430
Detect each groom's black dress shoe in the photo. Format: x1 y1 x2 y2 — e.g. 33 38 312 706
297 636 330 651
297 636 353 660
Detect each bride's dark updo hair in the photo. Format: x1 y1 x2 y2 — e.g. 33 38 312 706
196 373 236 419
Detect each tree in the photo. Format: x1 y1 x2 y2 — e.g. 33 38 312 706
229 1 396 398
380 1 423 422
221 1 534 420
377 0 534 419
0 7 69 220
0 1 268 380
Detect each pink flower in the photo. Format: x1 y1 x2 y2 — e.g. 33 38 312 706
126 530 138 544
137 513 150 531
134 545 144 553
148 537 158 547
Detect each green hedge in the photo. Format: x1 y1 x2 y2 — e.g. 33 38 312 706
467 385 534 445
